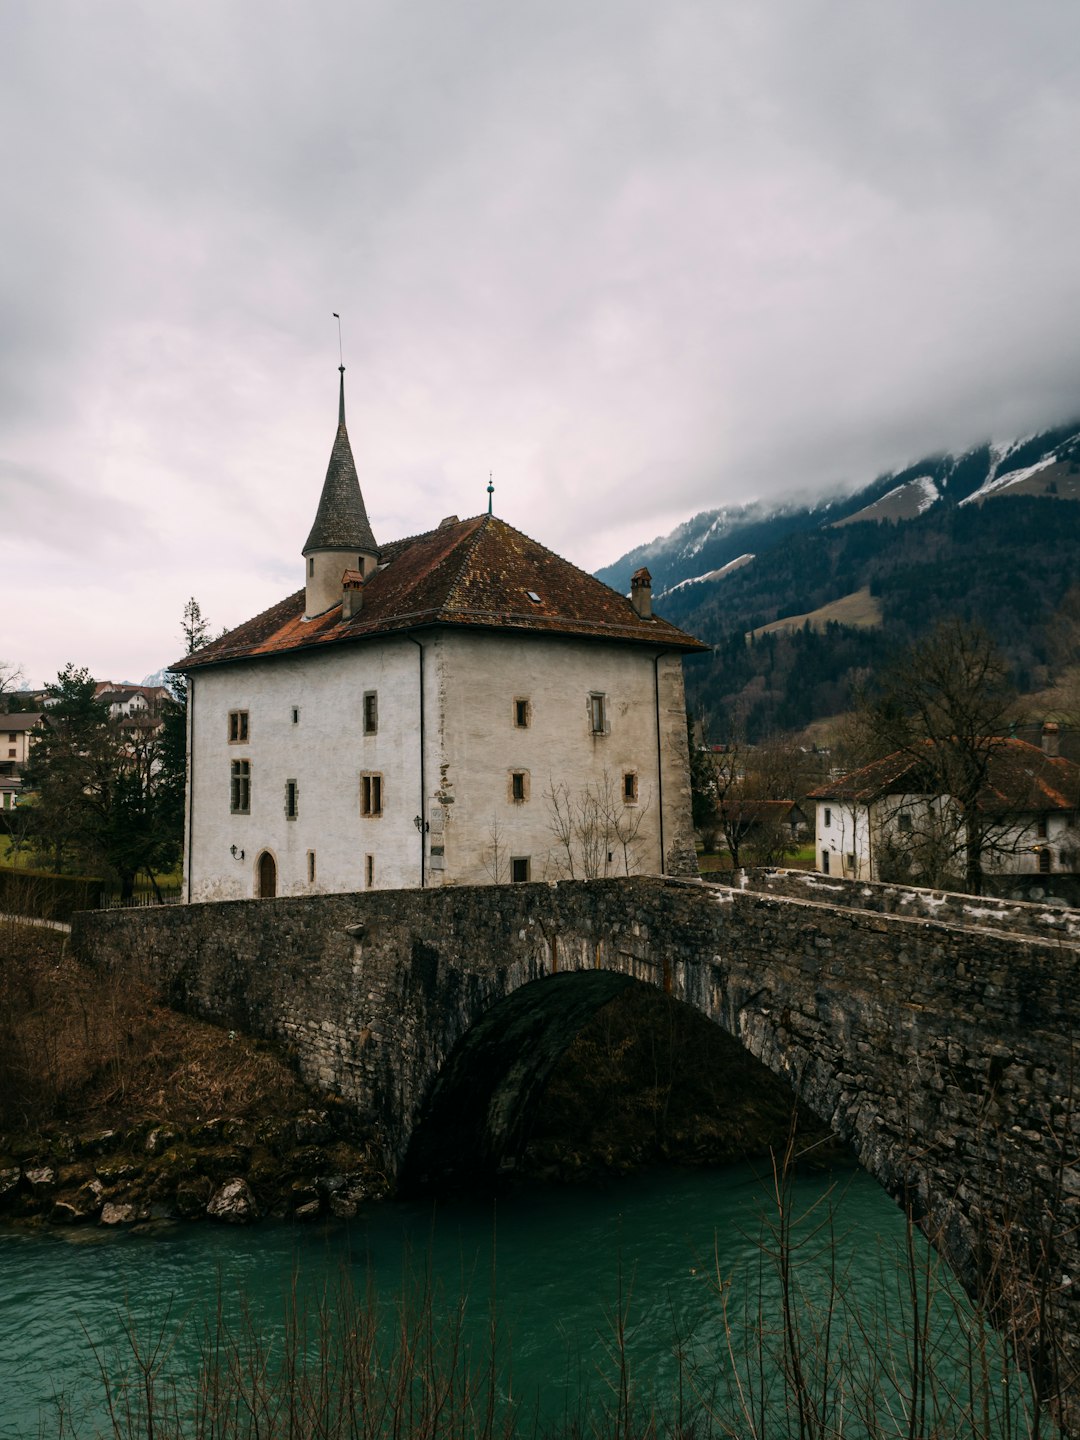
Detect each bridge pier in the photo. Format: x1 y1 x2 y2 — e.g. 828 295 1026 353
73 873 1080 1427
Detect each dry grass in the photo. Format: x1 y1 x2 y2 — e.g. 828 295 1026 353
0 919 313 1136
747 586 883 641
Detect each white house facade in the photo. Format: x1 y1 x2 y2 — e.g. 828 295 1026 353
174 371 706 901
811 731 1080 886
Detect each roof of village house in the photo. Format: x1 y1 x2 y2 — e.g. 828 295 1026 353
1 712 42 732
302 368 378 557
809 739 1080 813
174 514 707 672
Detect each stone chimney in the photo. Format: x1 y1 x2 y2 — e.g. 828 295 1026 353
630 567 653 619
1042 721 1060 758
342 570 364 621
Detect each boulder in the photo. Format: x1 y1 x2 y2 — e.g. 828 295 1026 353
145 1126 179 1156
0 1166 21 1201
25 1166 57 1194
50 1180 103 1224
79 1129 122 1157
175 1176 213 1219
100 1202 137 1226
294 1111 331 1145
206 1178 258 1224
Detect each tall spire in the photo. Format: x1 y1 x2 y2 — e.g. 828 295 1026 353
302 367 380 618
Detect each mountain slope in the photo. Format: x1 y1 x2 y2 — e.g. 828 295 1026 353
599 421 1080 602
596 418 1080 738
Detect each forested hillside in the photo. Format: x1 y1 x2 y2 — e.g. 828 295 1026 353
670 498 1080 738
597 418 1080 739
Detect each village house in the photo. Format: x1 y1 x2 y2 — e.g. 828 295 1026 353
809 724 1080 890
0 712 42 810
172 371 707 901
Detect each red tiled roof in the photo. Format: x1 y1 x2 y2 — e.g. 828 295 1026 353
173 514 708 672
810 738 1080 813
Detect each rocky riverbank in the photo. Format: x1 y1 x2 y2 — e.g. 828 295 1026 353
0 1105 386 1229
0 918 387 1229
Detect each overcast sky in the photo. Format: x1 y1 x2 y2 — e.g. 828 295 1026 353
3 1 1080 687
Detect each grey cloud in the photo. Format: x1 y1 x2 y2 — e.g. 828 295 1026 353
3 0 1080 684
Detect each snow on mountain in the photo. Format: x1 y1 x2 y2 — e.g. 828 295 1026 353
657 553 755 598
596 415 1080 603
959 454 1058 505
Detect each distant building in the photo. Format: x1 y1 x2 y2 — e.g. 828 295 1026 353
0 712 42 810
172 370 708 900
809 725 1080 888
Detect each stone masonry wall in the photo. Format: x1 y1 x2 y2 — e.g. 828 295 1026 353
740 866 1080 943
73 875 1080 1419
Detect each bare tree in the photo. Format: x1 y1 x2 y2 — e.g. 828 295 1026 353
710 736 804 870
0 661 25 712
857 621 1019 894
482 814 508 884
545 773 654 879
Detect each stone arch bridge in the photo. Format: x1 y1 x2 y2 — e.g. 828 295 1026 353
74 870 1080 1414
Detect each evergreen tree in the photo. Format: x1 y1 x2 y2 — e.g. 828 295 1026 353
24 664 183 898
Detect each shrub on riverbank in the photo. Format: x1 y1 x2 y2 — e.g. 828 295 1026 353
0 920 386 1225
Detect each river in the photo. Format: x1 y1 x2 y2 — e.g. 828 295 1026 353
0 1162 1033 1439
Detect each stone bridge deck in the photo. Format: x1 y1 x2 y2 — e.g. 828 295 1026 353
72 872 1080 1422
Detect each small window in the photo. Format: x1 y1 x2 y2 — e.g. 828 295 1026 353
821 850 830 874
589 692 607 735
365 853 375 888
361 772 383 816
623 771 638 803
509 770 529 803
285 779 298 820
1037 815 1049 839
292 707 300 725
363 691 378 735
307 850 316 883
7 732 15 743
1039 848 1052 874
823 807 832 828
511 856 530 883
846 852 856 871
229 711 249 744
897 812 912 833
230 759 251 814
514 697 531 729
526 591 541 604
308 557 315 577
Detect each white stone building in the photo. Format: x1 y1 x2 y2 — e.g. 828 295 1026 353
810 727 1080 885
173 372 707 901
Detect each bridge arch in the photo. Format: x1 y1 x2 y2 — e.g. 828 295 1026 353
73 873 1080 1420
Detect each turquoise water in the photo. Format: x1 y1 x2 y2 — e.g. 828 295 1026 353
0 1164 1028 1439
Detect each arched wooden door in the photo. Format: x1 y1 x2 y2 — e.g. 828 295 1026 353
257 850 277 899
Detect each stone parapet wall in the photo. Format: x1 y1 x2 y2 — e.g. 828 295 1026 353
735 867 1080 943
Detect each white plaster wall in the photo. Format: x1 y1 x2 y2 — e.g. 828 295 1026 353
185 639 426 901
430 632 691 884
816 800 872 878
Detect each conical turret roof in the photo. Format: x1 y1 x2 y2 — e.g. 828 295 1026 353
302 368 378 556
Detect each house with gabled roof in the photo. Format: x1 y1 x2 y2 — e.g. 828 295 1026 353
171 369 707 901
0 711 43 810
809 725 1080 891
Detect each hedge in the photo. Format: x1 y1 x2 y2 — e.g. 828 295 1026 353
0 866 107 922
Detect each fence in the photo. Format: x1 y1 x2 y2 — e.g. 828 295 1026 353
98 888 182 911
